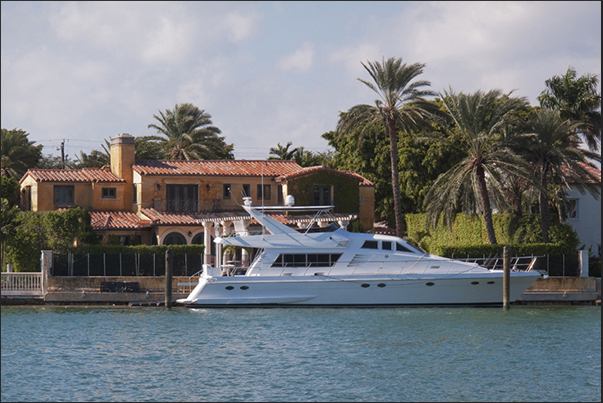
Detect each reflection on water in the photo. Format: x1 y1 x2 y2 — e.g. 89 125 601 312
1 306 601 402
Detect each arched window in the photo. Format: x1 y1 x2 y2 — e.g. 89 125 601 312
191 232 215 254
163 232 187 245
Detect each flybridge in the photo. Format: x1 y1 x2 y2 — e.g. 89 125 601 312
242 196 345 235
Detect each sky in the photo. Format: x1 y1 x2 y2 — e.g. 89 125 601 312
1 1 601 161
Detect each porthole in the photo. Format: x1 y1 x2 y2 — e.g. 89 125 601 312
361 283 370 288
225 286 234 290
471 281 479 285
240 286 249 290
426 282 435 286
377 283 386 288
487 281 495 285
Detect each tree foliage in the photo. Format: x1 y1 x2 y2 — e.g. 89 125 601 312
336 57 441 237
2 208 98 271
518 109 601 242
268 142 299 160
1 128 43 179
1 176 20 207
144 103 234 160
537 67 601 151
421 89 532 244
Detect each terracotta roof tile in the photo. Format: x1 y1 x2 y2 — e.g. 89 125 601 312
563 162 601 184
20 168 125 184
138 208 356 228
133 159 303 177
139 208 251 226
275 165 369 183
89 210 152 230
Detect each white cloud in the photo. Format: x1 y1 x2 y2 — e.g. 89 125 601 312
222 11 261 42
277 42 315 72
1 1 599 160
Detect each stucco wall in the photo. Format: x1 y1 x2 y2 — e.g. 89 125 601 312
565 185 601 256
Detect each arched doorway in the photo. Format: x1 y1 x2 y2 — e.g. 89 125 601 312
163 232 187 245
191 232 215 255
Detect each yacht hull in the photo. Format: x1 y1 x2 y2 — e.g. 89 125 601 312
177 271 541 307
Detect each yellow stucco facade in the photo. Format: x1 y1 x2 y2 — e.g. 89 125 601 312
19 133 375 246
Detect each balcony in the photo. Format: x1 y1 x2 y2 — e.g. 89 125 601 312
152 198 223 213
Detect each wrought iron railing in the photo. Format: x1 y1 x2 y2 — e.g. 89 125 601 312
152 198 223 213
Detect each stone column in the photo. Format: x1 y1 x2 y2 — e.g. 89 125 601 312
579 249 589 278
40 250 52 295
202 222 213 265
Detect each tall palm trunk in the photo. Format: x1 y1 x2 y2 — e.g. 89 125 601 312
387 118 404 238
539 168 550 243
476 165 497 244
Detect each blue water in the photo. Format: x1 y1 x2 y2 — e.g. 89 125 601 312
1 305 600 402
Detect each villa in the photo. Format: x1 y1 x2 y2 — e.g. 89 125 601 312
18 133 375 261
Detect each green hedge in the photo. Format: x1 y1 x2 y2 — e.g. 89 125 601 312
405 212 579 252
71 244 206 255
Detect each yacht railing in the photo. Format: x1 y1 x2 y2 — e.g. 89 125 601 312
454 255 541 271
177 268 204 294
246 255 542 277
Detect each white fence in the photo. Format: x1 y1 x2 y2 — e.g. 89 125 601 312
1 272 43 295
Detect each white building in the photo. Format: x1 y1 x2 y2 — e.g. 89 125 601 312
564 165 601 257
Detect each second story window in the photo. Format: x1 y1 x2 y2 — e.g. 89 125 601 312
242 184 251 198
54 185 74 206
313 185 331 205
223 184 232 200
102 187 116 199
166 184 198 213
257 184 271 200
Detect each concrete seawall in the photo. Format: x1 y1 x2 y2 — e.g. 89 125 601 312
515 276 599 305
2 276 601 306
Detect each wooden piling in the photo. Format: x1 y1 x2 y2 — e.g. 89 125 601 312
165 249 173 308
503 245 510 310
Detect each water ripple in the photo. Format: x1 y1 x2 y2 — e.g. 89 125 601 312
2 306 600 402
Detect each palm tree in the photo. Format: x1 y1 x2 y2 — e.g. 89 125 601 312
537 67 601 152
520 109 601 242
1 198 20 270
1 128 43 178
268 142 299 160
146 103 233 160
336 57 440 237
422 89 531 244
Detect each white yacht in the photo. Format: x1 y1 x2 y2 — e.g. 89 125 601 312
177 197 541 307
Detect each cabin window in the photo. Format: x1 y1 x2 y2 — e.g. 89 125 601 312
257 184 271 200
362 240 379 249
54 185 74 206
396 243 413 253
382 241 393 250
102 187 116 199
271 253 342 268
